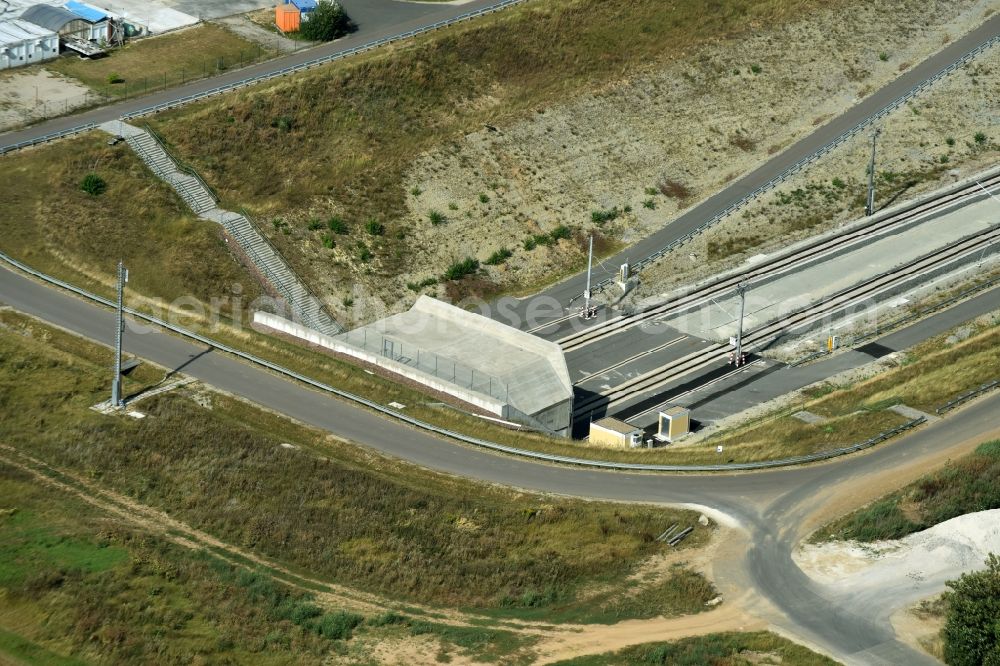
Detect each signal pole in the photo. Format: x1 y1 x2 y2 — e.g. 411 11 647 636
732 281 748 366
865 127 881 216
111 260 126 408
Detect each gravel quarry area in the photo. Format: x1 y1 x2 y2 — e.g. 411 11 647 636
396 0 995 310
796 509 1000 620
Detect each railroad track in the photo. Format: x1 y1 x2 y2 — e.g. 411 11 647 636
572 220 1000 421
560 171 1000 354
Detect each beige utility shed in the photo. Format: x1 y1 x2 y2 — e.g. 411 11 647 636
656 406 691 443
589 417 643 448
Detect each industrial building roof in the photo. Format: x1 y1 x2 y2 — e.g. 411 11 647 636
592 417 641 435
0 17 57 43
340 296 572 420
64 0 108 23
19 4 79 31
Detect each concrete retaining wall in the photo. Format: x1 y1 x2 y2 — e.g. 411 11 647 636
254 311 508 417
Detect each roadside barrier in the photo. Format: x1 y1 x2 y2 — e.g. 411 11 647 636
0 250 936 472
937 380 1000 415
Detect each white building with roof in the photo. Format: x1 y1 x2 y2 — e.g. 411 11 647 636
0 18 58 69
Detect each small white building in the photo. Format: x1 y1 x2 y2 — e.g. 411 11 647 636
0 18 58 69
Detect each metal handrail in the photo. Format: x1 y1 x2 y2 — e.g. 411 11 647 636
236 207 343 333
0 248 939 473
141 123 219 204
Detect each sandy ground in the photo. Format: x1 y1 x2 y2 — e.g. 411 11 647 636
0 69 93 131
383 0 995 315
795 510 1000 623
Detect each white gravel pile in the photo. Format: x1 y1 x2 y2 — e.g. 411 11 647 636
797 509 1000 611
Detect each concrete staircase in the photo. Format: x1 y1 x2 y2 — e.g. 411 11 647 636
103 120 342 335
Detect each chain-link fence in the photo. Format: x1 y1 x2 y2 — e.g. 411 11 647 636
339 328 510 403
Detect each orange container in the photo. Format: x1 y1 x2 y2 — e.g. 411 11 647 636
275 4 301 32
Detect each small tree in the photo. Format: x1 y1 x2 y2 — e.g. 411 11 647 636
300 1 352 42
943 553 1000 665
80 173 107 196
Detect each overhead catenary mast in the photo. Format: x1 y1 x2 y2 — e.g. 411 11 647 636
865 127 882 216
581 234 596 320
111 260 127 408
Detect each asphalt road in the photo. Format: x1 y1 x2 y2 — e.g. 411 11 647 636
0 0 510 151
4 262 999 663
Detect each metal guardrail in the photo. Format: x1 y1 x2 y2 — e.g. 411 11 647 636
936 380 1000 415
0 249 937 472
0 0 528 156
596 33 1000 293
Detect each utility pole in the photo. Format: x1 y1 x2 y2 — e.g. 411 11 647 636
111 260 127 408
581 234 596 320
732 281 748 366
865 127 881 216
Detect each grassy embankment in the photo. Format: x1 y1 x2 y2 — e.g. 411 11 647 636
551 632 838 665
148 0 830 302
47 23 277 101
813 439 1000 542
0 133 262 318
0 309 718 663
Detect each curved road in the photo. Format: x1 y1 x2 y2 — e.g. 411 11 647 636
3 262 999 664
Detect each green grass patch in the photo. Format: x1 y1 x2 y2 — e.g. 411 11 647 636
551 631 837 665
0 627 89 666
47 24 277 99
815 439 1000 542
0 313 710 616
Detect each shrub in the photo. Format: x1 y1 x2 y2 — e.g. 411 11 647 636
428 210 446 226
444 257 479 281
943 554 1000 665
549 225 571 241
523 237 537 251
940 154 949 164
878 51 889 62
364 219 385 236
369 611 408 627
945 137 956 147
299 0 352 42
327 217 348 234
321 234 335 249
749 63 762 74
644 186 658 196
316 611 364 640
478 193 490 204
831 177 847 189
448 202 459 211
80 173 107 196
410 186 422 196
485 248 513 265
107 72 123 84
356 244 372 262
974 132 987 145
307 219 324 230
642 198 655 209
273 116 293 133
591 208 619 224
406 277 438 292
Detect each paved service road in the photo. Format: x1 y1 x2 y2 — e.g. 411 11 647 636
3 262 1000 663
